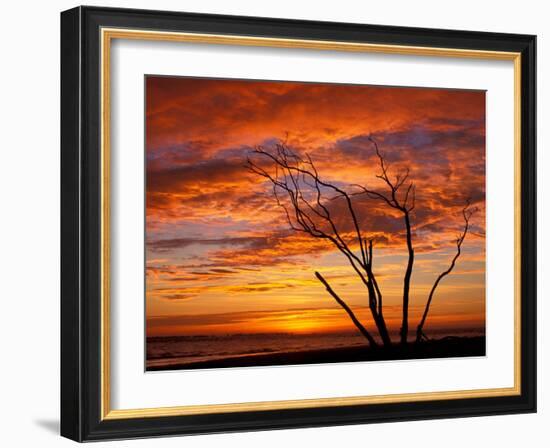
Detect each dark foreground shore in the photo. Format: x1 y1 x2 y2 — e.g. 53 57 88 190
147 336 485 371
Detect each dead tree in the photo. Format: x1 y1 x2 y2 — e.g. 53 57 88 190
247 142 391 348
352 137 416 345
415 203 476 343
248 138 474 348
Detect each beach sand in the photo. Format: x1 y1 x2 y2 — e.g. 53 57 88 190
147 336 485 371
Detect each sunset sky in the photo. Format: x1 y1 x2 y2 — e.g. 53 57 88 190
145 76 486 340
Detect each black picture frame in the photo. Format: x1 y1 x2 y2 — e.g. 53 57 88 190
61 5 536 442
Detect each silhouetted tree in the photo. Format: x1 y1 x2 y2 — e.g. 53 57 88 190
247 138 474 347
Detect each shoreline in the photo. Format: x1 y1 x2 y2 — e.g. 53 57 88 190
147 336 485 371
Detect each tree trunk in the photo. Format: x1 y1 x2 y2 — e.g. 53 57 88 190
401 212 414 345
365 279 392 347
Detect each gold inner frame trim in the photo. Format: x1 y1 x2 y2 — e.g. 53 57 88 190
100 27 522 420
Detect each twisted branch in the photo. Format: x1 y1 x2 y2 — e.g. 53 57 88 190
415 202 476 343
247 141 391 346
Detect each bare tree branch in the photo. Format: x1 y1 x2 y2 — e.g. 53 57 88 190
315 272 378 347
415 201 477 343
247 141 391 346
353 135 416 345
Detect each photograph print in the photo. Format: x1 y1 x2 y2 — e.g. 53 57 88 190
145 76 486 371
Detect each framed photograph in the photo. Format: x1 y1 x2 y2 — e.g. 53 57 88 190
60 6 536 441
